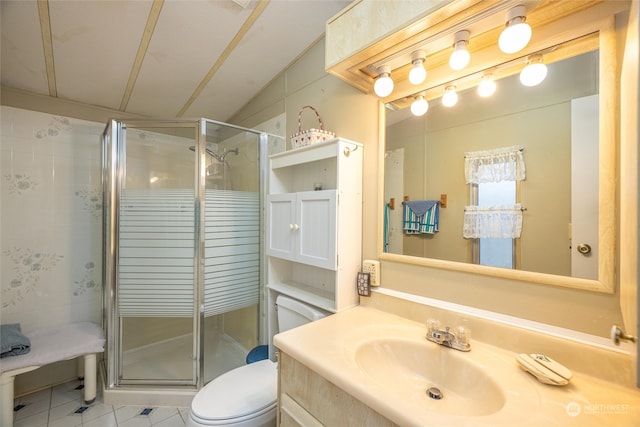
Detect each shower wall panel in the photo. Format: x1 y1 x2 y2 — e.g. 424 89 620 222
1 106 104 395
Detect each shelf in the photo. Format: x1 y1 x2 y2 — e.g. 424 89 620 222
270 138 362 170
267 136 363 317
268 282 337 313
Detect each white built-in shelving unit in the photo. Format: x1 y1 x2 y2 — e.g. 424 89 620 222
266 137 363 354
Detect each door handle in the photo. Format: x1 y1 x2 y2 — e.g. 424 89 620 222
611 324 636 345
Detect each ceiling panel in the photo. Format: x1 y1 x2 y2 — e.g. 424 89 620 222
50 0 152 109
127 0 255 117
1 0 353 122
185 0 350 119
1 1 49 95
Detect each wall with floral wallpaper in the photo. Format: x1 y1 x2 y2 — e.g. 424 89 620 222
1 106 104 331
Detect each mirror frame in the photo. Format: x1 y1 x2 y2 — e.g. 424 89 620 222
377 17 617 293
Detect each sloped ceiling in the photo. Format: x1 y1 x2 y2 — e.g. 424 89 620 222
1 0 352 121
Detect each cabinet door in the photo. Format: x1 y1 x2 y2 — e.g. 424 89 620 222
267 193 297 261
296 190 337 270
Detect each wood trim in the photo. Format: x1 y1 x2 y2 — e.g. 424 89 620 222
369 3 628 293
37 0 56 97
326 0 628 103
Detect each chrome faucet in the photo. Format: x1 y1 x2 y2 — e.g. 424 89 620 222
426 320 471 352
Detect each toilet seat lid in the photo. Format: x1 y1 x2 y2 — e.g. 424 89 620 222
191 359 277 421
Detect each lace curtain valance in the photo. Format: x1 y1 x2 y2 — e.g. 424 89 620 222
463 204 523 239
464 145 526 184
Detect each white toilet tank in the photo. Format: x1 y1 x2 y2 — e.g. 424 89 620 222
276 295 325 333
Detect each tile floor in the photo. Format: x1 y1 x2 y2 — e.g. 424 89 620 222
13 379 190 427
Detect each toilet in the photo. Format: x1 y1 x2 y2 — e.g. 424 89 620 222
187 295 326 427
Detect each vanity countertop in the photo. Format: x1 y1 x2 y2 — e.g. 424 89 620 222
274 306 640 426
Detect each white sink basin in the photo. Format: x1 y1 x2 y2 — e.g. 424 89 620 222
355 337 506 416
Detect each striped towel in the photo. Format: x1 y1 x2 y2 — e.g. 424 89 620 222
403 200 439 234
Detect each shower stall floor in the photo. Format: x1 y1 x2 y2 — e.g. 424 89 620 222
122 329 249 384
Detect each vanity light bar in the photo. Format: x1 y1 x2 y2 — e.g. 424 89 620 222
368 0 538 98
401 32 597 115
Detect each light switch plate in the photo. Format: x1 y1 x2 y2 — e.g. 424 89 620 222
357 272 370 296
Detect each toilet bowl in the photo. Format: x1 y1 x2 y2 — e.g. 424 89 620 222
187 295 326 427
188 359 277 427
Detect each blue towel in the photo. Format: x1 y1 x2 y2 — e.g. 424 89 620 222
1 323 31 358
384 203 390 252
403 200 440 234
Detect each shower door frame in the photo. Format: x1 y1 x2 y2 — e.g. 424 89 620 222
102 118 269 391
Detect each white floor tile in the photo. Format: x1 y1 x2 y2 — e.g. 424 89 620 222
48 414 84 427
14 389 51 420
47 399 86 425
148 407 181 424
51 380 85 406
14 380 193 427
118 415 153 426
13 410 49 427
82 402 116 423
83 411 119 427
13 400 50 421
153 413 187 427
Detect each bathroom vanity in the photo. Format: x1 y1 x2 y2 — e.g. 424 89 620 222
274 305 640 426
278 352 395 426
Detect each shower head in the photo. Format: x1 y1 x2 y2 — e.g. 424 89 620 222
220 148 239 162
188 145 225 162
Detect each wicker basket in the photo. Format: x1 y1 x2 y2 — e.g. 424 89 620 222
290 105 335 149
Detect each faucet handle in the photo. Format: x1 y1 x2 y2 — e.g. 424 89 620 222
454 325 471 346
427 318 441 335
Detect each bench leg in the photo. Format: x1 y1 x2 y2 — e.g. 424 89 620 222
1 373 15 427
77 355 84 380
83 354 97 404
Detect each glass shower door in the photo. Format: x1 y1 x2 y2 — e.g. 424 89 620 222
103 118 270 394
200 120 262 385
114 121 198 386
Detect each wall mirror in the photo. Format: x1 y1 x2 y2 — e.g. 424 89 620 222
378 23 617 293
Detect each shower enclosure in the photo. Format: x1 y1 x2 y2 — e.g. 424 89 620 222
102 118 275 403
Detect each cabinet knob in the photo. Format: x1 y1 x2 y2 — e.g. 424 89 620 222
289 224 299 231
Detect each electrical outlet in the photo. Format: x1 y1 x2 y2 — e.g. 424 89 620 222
362 260 380 286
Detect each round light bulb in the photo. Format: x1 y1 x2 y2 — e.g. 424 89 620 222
409 60 427 85
410 97 429 116
520 60 547 87
499 19 532 54
477 75 497 97
442 86 458 107
374 73 394 97
449 45 470 70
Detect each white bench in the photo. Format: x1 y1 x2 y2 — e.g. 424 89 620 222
0 322 105 427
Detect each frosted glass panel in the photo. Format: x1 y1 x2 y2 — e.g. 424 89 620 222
478 181 515 268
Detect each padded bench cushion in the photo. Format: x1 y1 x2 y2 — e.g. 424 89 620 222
0 322 104 373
